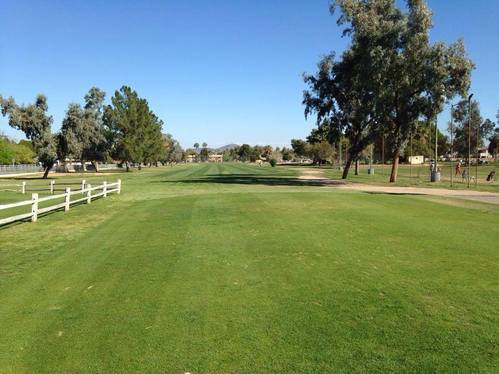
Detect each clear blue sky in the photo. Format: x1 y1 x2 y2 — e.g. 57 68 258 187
1 0 498 148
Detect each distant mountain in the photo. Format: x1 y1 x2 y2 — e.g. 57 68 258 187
213 144 239 153
189 144 238 154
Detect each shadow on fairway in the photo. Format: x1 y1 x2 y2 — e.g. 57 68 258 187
161 173 346 187
363 191 425 196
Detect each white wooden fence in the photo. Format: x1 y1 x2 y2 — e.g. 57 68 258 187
0 164 43 175
0 179 121 226
1 179 95 194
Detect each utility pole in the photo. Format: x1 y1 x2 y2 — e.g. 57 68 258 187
476 112 479 186
450 104 454 187
410 127 413 179
467 94 473 188
435 117 438 171
428 117 432 182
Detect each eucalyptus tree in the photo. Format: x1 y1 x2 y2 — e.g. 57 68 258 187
306 121 332 145
1 95 57 178
83 87 107 169
58 87 107 171
304 47 377 178
330 0 474 182
57 103 85 166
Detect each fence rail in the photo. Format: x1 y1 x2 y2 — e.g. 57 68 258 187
1 163 121 175
0 179 121 226
0 164 43 175
1 179 112 194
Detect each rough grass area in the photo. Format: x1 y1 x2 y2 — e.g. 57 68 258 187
319 161 499 193
0 163 498 373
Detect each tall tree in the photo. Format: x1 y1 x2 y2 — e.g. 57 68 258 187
83 87 107 169
103 86 164 171
164 135 185 163
57 103 86 166
193 143 200 161
291 139 308 158
488 110 499 158
451 99 495 159
237 144 253 162
309 141 335 165
304 48 377 179
489 128 499 159
1 95 57 178
57 87 107 171
331 0 474 182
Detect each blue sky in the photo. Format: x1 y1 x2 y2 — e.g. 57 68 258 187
1 0 498 148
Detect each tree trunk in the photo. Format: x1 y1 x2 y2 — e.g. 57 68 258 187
342 158 353 179
389 149 400 183
125 162 130 172
92 161 100 173
354 160 359 175
42 166 51 179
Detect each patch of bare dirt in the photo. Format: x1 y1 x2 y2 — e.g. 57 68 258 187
337 184 499 204
298 169 328 180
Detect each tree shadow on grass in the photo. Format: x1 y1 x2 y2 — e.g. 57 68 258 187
160 174 346 187
362 191 426 196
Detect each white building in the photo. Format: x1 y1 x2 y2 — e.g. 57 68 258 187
478 148 491 159
408 155 424 165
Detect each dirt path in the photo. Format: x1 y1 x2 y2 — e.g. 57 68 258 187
299 168 499 204
298 169 330 180
338 184 499 204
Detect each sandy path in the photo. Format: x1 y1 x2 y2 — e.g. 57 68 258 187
299 168 499 204
337 184 499 204
298 169 329 180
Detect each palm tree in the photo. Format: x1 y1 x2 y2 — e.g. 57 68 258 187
193 143 199 162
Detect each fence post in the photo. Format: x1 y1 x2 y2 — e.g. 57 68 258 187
117 179 121 194
81 179 86 192
103 181 107 197
50 180 55 194
65 187 71 212
87 184 92 204
21 181 26 194
31 193 38 222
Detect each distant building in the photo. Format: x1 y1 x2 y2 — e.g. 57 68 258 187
408 155 424 165
478 148 491 159
208 154 223 163
186 154 196 163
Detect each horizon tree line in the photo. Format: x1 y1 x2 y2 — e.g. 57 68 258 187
0 86 183 177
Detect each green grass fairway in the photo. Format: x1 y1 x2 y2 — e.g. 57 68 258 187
1 164 498 372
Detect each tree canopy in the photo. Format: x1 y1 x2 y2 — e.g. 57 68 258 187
1 94 57 177
305 0 474 182
103 86 164 170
